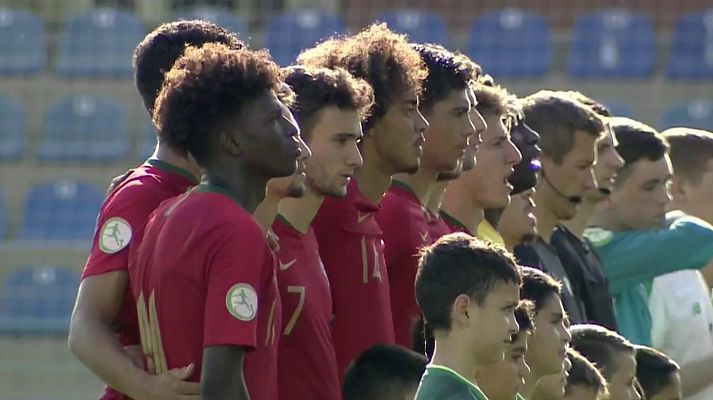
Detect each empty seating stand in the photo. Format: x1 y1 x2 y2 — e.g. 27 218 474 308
265 9 344 66
0 96 26 160
660 99 713 130
667 9 713 80
0 8 46 75
378 9 450 47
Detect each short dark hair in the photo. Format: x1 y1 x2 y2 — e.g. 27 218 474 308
415 233 521 331
611 117 669 186
473 75 520 122
343 344 427 400
519 266 562 313
514 300 535 333
297 23 428 131
559 91 611 117
636 345 680 399
570 324 635 380
153 43 286 164
282 65 374 139
662 127 713 185
522 91 605 164
133 20 244 113
566 347 609 397
412 43 472 113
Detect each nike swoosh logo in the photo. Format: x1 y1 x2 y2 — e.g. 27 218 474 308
279 259 297 271
357 212 370 224
420 231 429 242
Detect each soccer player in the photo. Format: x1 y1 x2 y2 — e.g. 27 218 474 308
376 43 481 348
519 267 572 399
514 92 606 326
571 324 641 400
343 344 428 400
415 233 521 399
648 128 713 400
475 301 535 400
272 65 373 399
439 80 522 242
584 118 713 346
298 23 429 375
130 43 301 399
635 346 682 400
68 20 244 400
564 348 609 400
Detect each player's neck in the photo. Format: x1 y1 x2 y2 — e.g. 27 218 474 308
355 155 392 205
521 370 543 399
202 168 267 214
588 205 626 232
561 199 597 239
278 190 323 234
393 167 438 207
154 142 201 181
441 184 483 236
533 189 558 243
431 338 479 385
253 192 281 233
428 180 450 215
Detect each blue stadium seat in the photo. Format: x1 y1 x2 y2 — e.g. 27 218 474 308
0 190 6 239
38 94 130 162
0 265 80 334
377 9 450 46
177 7 246 38
0 96 26 160
660 99 713 130
265 9 344 66
20 180 103 240
0 8 46 74
568 9 655 78
466 9 550 79
601 99 635 118
55 8 146 78
667 10 713 80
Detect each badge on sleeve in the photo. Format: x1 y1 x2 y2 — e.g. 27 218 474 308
226 283 258 321
99 217 132 254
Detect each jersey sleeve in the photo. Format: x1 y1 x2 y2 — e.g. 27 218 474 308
588 216 713 292
203 222 269 349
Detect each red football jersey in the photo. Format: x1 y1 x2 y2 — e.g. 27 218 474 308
129 185 281 400
375 181 433 348
426 209 454 242
272 216 340 400
312 179 395 377
82 159 197 400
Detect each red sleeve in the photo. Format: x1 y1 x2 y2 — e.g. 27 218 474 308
203 221 269 349
82 181 167 279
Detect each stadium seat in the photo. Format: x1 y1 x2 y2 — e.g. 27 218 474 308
176 7 246 38
667 10 713 80
660 99 713 130
37 94 130 162
0 265 80 334
466 8 550 79
377 9 450 47
0 96 26 160
568 9 655 78
20 180 103 241
55 8 146 78
0 190 6 239
265 9 344 66
0 8 46 74
601 99 635 118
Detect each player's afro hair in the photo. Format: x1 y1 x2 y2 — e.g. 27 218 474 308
153 43 287 164
297 23 428 131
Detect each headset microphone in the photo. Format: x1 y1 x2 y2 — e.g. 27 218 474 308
541 170 582 204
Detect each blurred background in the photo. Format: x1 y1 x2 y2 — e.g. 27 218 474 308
0 0 711 398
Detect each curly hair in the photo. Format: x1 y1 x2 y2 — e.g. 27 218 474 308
153 43 284 165
133 20 245 113
282 65 374 138
412 43 473 113
297 23 428 130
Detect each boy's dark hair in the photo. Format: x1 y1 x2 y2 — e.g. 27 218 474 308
662 127 713 185
513 300 535 336
559 91 611 117
412 43 472 113
636 345 680 400
297 23 428 131
566 347 609 398
282 65 374 139
153 43 287 164
522 91 605 164
415 233 521 331
343 344 428 400
133 20 244 113
611 117 669 186
570 324 635 380
519 266 562 313
473 77 520 123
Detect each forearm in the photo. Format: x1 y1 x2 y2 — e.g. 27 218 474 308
202 345 249 400
68 315 150 399
679 355 713 396
202 376 249 400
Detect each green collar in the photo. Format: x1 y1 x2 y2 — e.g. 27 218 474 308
147 158 199 184
440 210 471 234
196 181 240 205
428 364 487 397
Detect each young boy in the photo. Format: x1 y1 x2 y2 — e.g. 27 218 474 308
415 233 521 399
565 348 609 400
635 346 681 400
570 324 641 400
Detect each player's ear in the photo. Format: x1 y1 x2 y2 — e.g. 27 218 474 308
218 125 244 157
452 294 471 327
